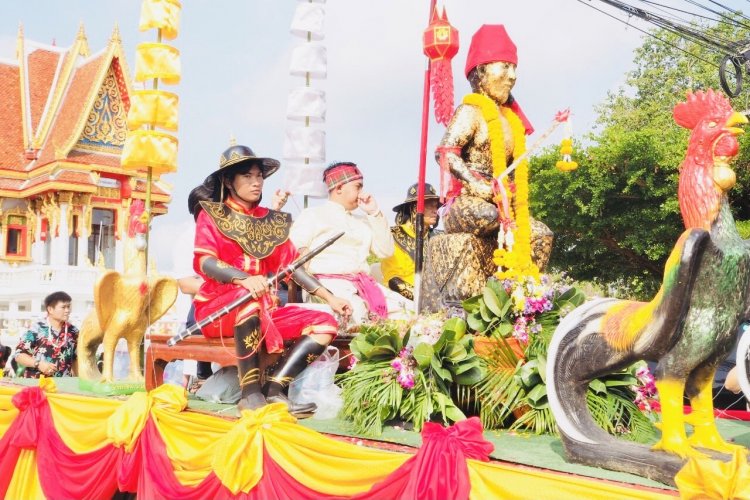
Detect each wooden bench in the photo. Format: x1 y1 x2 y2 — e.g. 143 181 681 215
144 333 353 391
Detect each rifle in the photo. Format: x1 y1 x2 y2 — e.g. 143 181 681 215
167 231 344 346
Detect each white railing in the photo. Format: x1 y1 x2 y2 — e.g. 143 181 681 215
0 264 101 304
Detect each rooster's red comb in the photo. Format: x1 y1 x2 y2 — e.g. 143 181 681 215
673 89 733 130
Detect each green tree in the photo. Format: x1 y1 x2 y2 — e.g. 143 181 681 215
530 19 750 299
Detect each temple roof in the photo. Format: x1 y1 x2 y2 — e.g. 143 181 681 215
0 24 171 207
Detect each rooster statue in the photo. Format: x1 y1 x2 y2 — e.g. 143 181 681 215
77 200 178 385
547 89 750 485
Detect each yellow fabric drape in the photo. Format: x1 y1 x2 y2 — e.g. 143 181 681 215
135 43 181 85
47 393 120 454
128 90 179 131
675 449 750 499
139 0 181 40
211 403 296 494
0 386 20 435
0 382 681 499
264 424 409 496
107 384 186 453
467 459 675 500
5 450 44 500
121 129 178 174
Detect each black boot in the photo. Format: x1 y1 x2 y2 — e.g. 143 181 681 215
264 336 326 417
234 316 266 412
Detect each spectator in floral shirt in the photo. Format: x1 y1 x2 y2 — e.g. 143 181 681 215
14 291 79 378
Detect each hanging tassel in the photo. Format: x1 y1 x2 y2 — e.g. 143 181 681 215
431 58 455 126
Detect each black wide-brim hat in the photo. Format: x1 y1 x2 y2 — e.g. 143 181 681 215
211 144 280 180
392 182 442 212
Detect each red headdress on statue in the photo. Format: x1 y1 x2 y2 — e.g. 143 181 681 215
465 24 534 135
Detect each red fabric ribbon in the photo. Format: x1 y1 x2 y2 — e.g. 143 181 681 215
353 417 494 500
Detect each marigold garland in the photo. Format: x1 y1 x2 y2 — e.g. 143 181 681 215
461 93 539 283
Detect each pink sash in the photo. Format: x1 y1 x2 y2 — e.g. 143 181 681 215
316 272 388 319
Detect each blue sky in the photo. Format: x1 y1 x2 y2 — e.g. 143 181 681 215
3 0 743 271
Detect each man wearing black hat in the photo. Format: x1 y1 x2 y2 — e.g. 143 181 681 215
381 183 442 300
188 143 352 416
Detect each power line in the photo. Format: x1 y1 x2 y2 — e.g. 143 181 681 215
595 0 735 51
576 0 723 69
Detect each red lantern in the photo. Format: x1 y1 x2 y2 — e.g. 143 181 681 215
423 6 459 126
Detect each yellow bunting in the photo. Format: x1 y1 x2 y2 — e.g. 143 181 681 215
135 43 181 85
121 129 179 173
6 449 44 500
38 375 57 394
128 90 179 131
264 424 410 496
139 0 182 40
212 403 296 494
675 449 750 499
47 394 121 454
0 386 20 435
467 459 673 500
107 384 187 453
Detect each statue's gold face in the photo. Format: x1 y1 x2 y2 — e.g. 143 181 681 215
479 61 516 104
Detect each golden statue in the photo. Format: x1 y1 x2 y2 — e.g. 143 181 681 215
77 199 177 383
421 24 553 312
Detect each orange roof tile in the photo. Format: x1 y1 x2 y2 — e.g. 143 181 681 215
23 170 93 190
0 178 24 190
0 62 25 168
27 48 60 135
35 54 104 167
67 149 123 168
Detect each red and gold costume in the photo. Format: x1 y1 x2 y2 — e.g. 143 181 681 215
193 196 337 355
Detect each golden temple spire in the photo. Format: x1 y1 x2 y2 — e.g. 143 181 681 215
76 21 90 57
109 23 122 45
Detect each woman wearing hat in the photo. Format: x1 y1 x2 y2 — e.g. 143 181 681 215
381 183 442 300
188 144 352 416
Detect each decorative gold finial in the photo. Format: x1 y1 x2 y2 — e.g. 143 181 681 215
109 23 121 44
229 134 237 147
76 21 90 57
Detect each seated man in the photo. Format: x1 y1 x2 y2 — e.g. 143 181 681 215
381 182 442 300
290 162 413 325
189 143 352 416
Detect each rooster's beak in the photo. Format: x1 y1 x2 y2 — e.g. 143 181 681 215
724 111 748 135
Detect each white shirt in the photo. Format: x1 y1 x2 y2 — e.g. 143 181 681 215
290 200 394 275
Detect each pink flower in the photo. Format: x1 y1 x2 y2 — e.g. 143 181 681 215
397 370 415 389
348 355 358 370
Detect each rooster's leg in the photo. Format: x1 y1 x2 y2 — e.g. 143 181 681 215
686 369 747 455
652 378 708 459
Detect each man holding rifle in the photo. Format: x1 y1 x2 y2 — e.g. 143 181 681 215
188 143 352 417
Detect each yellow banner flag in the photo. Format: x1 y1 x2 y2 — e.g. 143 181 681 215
135 43 180 85
139 0 181 40
128 90 179 131
121 129 178 174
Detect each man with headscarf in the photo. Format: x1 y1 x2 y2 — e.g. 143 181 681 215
188 143 352 416
290 162 412 325
381 183 442 300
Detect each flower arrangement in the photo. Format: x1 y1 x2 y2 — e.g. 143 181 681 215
338 316 485 436
633 363 660 414
465 276 656 441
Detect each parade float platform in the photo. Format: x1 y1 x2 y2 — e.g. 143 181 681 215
3 377 748 499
